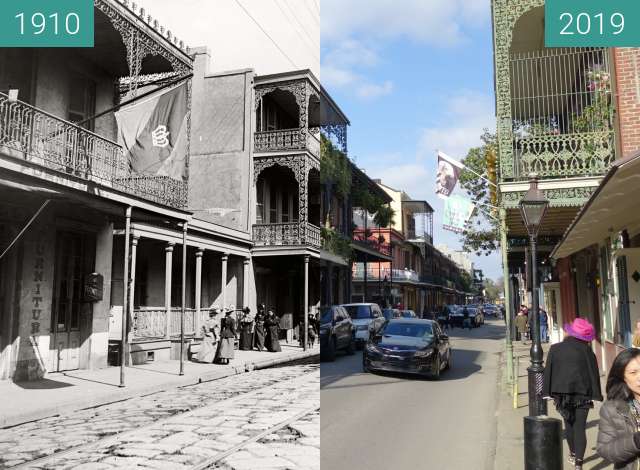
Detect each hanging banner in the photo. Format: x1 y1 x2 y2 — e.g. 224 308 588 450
443 195 475 233
435 151 464 199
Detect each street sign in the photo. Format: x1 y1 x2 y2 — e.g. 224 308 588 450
546 0 640 47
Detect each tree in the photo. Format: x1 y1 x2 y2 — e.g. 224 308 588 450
483 278 501 301
458 129 500 256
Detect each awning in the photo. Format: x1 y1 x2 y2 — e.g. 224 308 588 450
552 152 640 259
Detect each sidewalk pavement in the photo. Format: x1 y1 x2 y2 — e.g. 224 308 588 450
0 343 319 429
494 340 610 470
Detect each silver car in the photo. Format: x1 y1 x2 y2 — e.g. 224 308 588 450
340 303 385 348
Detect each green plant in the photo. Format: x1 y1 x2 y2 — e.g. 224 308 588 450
320 135 351 197
321 226 353 260
373 205 395 228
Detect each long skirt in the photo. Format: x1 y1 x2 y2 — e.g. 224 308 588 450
266 326 281 352
254 323 265 351
216 338 235 360
197 335 216 363
240 325 253 351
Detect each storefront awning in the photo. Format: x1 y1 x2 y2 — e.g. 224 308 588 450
552 152 640 259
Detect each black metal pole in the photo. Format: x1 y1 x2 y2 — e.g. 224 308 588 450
527 235 547 416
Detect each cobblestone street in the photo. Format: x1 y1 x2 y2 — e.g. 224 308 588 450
0 361 319 469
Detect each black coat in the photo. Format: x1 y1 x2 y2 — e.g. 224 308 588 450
542 336 603 401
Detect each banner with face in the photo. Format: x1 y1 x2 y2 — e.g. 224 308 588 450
435 151 463 199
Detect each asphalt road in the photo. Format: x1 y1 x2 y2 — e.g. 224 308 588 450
320 318 506 470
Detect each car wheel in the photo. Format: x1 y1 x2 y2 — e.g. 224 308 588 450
325 337 336 362
432 356 441 380
345 336 355 355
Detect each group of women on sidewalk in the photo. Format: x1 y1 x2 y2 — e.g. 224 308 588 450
196 304 282 365
543 317 640 470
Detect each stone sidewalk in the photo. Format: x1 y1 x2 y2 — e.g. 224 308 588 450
0 360 319 469
0 344 319 428
493 341 610 470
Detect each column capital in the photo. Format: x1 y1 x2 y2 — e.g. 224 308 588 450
131 236 140 246
304 254 310 263
165 242 175 252
221 253 229 261
195 249 204 258
243 257 250 265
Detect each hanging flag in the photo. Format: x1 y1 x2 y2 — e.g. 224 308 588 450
443 195 475 233
435 151 464 199
114 82 188 179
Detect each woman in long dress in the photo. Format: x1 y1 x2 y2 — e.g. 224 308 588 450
254 305 266 351
239 309 254 351
264 310 282 353
197 311 218 363
215 310 237 364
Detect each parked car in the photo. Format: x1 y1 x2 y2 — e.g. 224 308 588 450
382 308 402 321
341 303 386 348
401 309 417 318
363 319 451 379
450 306 484 328
436 305 458 325
483 304 498 317
320 305 355 361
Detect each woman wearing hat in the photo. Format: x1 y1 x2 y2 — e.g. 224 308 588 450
264 309 282 353
215 309 237 364
543 317 603 470
254 304 266 351
197 309 218 363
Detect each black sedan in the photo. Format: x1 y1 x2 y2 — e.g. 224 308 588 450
320 305 355 361
362 319 451 379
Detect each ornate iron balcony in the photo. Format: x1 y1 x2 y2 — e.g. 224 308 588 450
252 222 321 248
0 93 187 208
254 128 319 157
132 307 202 340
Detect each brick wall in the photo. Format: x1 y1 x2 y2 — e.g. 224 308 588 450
614 48 640 157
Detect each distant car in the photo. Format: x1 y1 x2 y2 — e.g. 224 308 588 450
320 305 355 361
437 305 457 325
383 308 402 321
450 306 484 328
363 319 452 379
341 303 386 348
483 304 498 317
401 309 417 318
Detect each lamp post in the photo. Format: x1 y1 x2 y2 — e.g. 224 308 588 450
518 175 549 416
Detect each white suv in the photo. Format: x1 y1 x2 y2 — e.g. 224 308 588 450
340 303 385 348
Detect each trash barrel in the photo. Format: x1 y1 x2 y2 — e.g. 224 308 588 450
524 415 563 470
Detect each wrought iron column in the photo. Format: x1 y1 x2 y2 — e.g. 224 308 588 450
528 235 546 416
500 209 514 385
129 236 139 345
304 255 309 351
120 207 132 388
221 253 229 309
194 249 203 335
164 243 174 338
180 222 187 376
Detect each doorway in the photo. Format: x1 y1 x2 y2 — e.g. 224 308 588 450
51 231 94 372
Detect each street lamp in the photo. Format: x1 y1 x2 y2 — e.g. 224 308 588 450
519 175 548 417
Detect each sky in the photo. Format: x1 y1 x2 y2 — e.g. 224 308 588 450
142 0 501 280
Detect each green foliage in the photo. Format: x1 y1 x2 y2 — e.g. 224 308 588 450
321 134 351 197
321 226 353 260
373 204 395 228
483 277 502 301
459 129 500 257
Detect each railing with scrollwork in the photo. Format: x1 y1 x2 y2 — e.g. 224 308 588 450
252 222 321 248
352 236 391 257
169 308 197 337
132 308 167 339
254 128 319 157
508 47 615 181
0 93 187 208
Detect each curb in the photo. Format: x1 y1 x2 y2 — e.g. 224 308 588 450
1 350 319 429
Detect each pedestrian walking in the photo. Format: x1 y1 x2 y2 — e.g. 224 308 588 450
254 304 266 351
515 310 528 343
215 309 237 364
543 318 603 470
197 309 218 363
596 348 640 470
539 308 549 343
239 308 253 351
265 309 282 352
439 306 450 330
462 306 471 330
308 311 318 348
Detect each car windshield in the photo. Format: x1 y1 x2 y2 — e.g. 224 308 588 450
343 305 372 319
401 311 414 317
320 308 334 324
383 322 433 339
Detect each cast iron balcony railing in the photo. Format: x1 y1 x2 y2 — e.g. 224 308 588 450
352 234 392 257
254 128 320 157
252 222 321 248
352 265 420 282
0 93 187 208
133 307 205 340
506 47 615 181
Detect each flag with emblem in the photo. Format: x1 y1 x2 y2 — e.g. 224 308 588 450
114 82 188 179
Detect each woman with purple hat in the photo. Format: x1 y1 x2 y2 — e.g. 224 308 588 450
543 317 603 470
